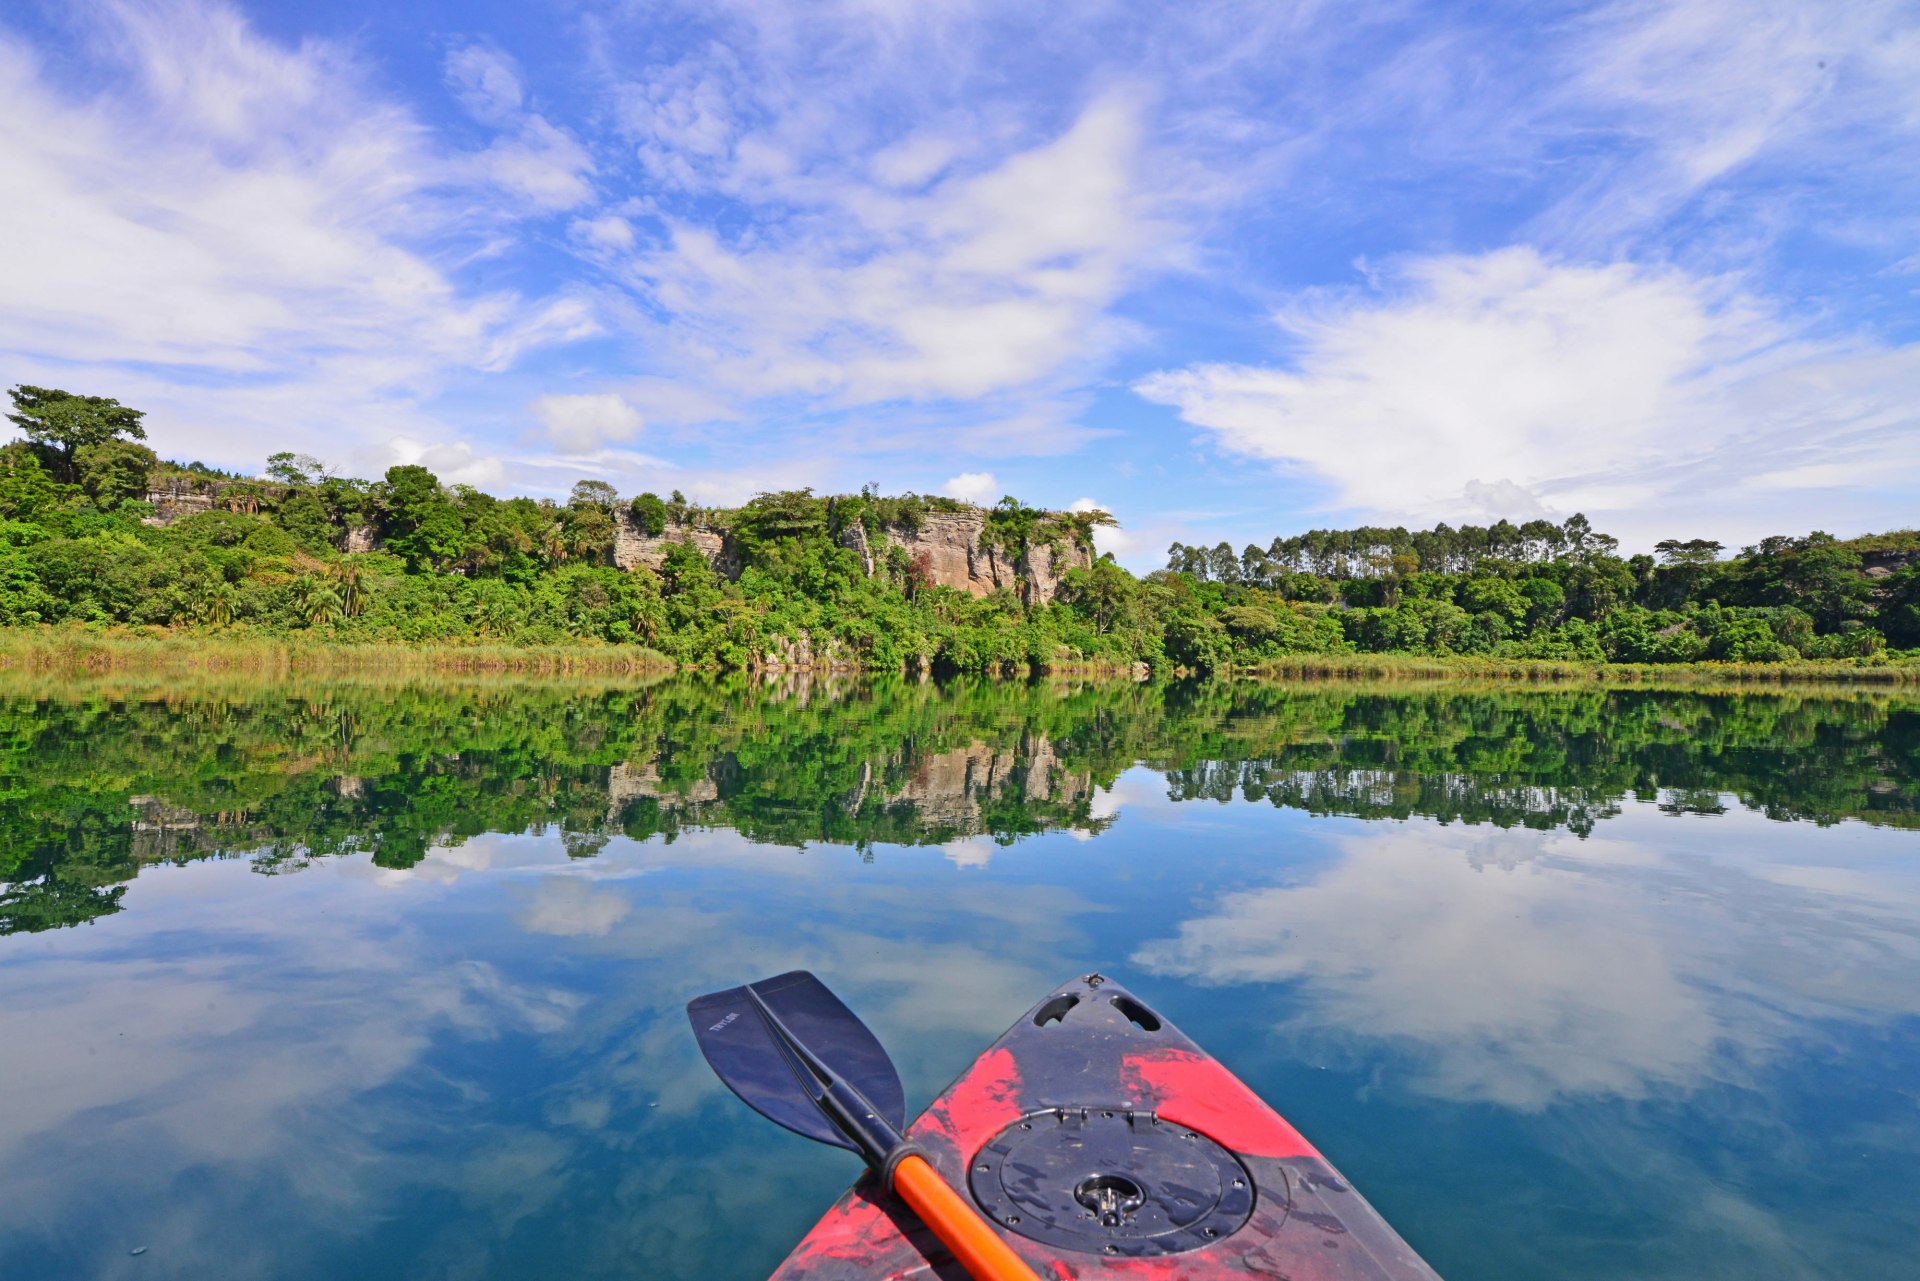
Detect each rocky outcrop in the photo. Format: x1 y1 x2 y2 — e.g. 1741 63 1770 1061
612 507 735 575
141 474 286 526
142 491 215 526
840 509 1093 605
1862 548 1920 579
605 731 1094 842
757 629 855 671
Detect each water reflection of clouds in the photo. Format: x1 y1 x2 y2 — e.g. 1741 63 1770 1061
1135 804 1920 1110
0 818 1111 1276
0 868 587 1276
521 877 634 936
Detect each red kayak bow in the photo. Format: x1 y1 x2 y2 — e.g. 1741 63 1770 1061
766 973 1442 1280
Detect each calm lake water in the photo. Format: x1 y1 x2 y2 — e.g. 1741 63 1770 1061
2 676 1917 1280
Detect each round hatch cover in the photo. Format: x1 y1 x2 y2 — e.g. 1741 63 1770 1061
967 1109 1254 1256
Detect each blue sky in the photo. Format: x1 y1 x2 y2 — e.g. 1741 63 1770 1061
2 0 1916 566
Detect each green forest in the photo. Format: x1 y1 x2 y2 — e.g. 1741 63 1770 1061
5 384 1919 672
4 676 1916 934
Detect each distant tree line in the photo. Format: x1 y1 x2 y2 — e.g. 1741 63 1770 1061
1168 514 1616 584
1163 512 1919 665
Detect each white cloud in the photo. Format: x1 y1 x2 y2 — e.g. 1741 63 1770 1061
0 1 597 477
942 471 998 503
1136 247 1920 545
869 132 961 189
941 837 996 869
473 117 596 212
376 436 507 488
445 43 524 126
532 393 646 451
1069 497 1131 556
443 44 595 214
573 214 636 251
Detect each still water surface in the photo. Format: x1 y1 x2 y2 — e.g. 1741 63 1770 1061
2 676 1917 1280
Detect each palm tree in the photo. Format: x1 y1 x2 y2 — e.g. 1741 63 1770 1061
331 562 365 617
194 579 237 626
291 576 342 627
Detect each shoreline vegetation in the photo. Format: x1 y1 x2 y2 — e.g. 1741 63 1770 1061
5 385 1920 681
3 628 1917 688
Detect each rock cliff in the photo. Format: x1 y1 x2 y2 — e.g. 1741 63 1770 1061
141 474 285 525
839 508 1093 605
612 502 1094 607
885 733 1092 835
611 508 735 575
137 466 1096 606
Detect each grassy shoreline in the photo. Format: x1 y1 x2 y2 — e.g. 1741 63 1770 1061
0 628 676 676
1238 652 1920 686
2 626 1917 687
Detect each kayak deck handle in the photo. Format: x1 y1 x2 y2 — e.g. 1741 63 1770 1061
1111 995 1161 1032
1033 996 1078 1027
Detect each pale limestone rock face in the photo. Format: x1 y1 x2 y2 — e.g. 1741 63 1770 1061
841 521 876 575
840 508 1094 605
757 629 859 673
612 501 1091 606
612 507 734 574
1019 540 1092 607
342 526 377 553
140 491 214 527
606 733 1092 840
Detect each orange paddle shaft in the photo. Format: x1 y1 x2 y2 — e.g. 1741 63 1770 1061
891 1153 1041 1281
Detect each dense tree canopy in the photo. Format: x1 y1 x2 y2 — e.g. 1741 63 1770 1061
0 392 1916 673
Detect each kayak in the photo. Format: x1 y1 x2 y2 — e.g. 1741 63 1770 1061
766 973 1442 1280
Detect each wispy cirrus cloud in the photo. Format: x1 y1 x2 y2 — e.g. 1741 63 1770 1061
0 0 594 474
3 0 1917 537
1532 0 1920 255
590 89 1173 458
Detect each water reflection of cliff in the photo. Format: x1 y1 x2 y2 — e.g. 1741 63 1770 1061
3 677 1917 933
601 734 1093 842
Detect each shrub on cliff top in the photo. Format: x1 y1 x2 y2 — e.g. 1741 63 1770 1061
631 492 668 537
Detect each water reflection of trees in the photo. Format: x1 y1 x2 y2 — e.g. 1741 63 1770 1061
3 677 1916 933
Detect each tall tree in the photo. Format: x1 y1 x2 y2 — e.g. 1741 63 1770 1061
569 479 619 510
6 386 147 483
630 492 668 537
265 452 331 487
1654 538 1723 566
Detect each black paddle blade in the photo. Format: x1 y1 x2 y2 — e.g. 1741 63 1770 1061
688 970 907 1152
